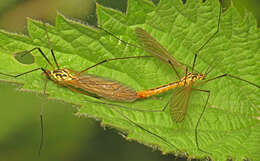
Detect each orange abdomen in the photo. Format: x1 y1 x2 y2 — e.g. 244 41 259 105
137 81 181 99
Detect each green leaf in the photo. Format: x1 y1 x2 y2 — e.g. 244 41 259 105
0 0 259 160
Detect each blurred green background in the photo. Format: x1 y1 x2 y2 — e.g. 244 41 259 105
0 0 259 161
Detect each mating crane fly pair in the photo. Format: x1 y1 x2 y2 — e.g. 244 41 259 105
0 3 259 156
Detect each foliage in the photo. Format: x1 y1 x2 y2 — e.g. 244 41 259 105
0 0 259 160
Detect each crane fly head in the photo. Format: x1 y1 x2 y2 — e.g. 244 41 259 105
198 73 206 80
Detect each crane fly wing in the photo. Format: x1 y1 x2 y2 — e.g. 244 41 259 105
66 74 137 102
135 27 185 71
170 86 191 122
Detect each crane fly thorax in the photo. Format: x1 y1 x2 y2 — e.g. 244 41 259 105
181 73 206 86
44 69 76 81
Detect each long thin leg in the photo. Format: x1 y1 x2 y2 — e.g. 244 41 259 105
97 26 143 50
191 88 211 154
191 74 258 153
184 66 189 86
191 2 222 73
168 60 181 80
43 23 60 69
0 68 43 78
22 47 55 69
21 24 59 69
204 74 260 88
84 98 169 113
99 26 183 80
0 61 47 155
38 77 48 156
77 55 153 75
106 104 181 151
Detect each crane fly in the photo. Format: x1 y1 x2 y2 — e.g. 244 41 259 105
134 27 259 153
97 2 260 154
0 24 180 155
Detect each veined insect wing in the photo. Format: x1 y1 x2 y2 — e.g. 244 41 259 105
135 27 186 71
170 86 192 122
